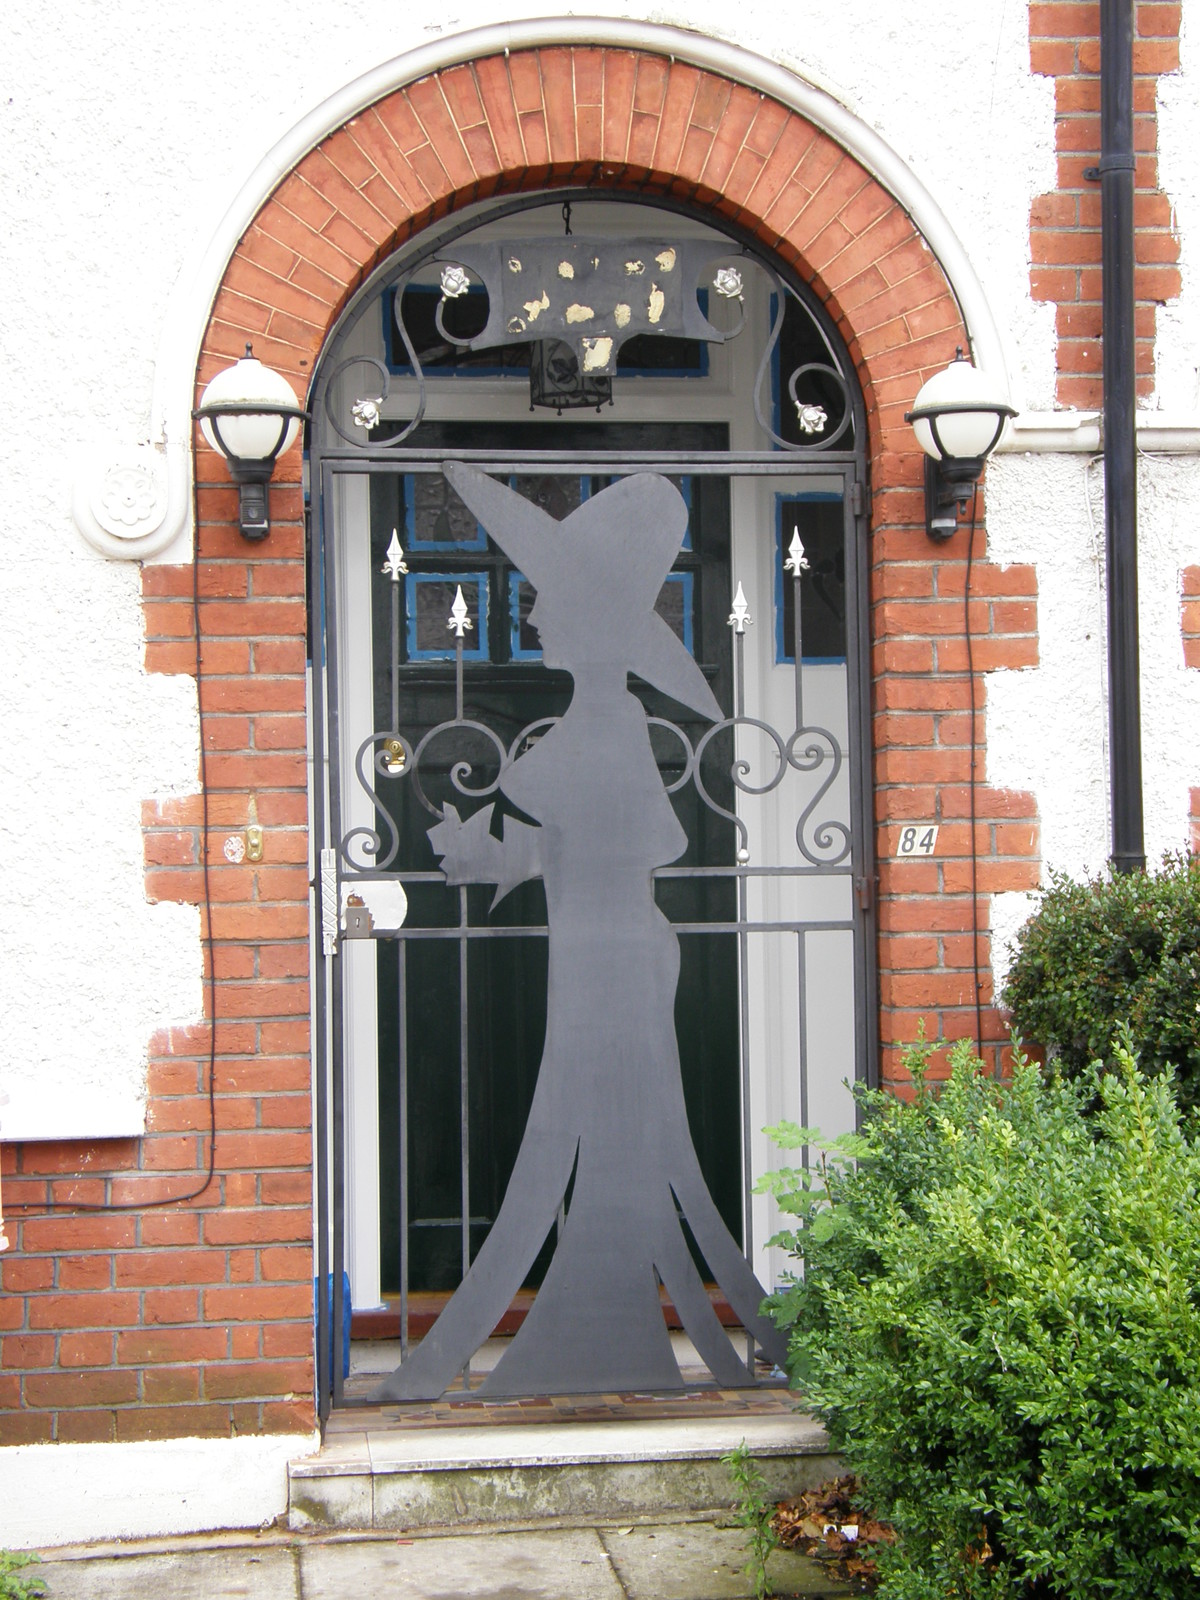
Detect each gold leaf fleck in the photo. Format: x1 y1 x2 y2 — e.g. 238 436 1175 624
614 303 632 328
582 337 613 371
655 247 677 272
523 289 550 322
558 260 575 279
565 303 595 323
647 284 665 324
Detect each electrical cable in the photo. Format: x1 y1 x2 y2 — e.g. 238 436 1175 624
964 486 985 1061
10 474 219 1217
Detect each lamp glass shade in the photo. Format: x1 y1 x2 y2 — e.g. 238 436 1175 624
910 358 1011 461
199 354 302 462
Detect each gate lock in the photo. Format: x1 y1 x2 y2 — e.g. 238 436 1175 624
342 895 375 939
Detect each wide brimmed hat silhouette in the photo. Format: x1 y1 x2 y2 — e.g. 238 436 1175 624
444 463 722 722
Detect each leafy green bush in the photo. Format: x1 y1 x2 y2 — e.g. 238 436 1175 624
0 1552 45 1600
761 1036 1200 1600
1002 852 1200 1108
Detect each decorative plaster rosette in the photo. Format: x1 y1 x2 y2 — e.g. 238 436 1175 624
72 442 189 561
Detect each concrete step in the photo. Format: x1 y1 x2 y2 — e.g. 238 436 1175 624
288 1413 843 1533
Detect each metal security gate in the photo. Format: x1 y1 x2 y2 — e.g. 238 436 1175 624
309 194 876 1416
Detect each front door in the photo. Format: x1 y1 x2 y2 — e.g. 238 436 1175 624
310 196 874 1412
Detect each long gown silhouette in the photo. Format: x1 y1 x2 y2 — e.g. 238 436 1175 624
375 463 786 1401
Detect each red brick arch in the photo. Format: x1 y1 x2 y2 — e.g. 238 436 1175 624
197 46 966 464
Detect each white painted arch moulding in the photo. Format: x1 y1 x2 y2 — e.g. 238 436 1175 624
71 16 1018 563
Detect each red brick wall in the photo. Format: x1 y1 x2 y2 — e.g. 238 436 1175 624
1 485 315 1445
872 531 1041 1079
1029 0 1182 405
2 44 1045 1441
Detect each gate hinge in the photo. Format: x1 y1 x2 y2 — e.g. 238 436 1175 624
851 480 866 519
855 874 873 911
320 847 338 957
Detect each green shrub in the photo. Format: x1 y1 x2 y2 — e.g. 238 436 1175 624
0 1552 45 1600
761 1035 1200 1600
1001 852 1200 1108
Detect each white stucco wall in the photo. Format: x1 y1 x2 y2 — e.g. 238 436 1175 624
0 1433 317 1549
0 1 1194 1132
1156 0 1199 409
987 450 1200 984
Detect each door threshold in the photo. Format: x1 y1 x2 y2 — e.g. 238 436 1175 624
328 1331 796 1436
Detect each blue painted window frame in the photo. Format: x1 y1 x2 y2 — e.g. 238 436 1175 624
402 474 489 553
406 571 490 662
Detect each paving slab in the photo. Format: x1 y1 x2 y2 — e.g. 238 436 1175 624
32 1545 299 1600
600 1523 853 1599
300 1525 623 1598
32 1519 857 1599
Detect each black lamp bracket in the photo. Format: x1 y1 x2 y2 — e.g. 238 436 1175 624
903 401 1017 542
922 453 984 542
192 401 310 541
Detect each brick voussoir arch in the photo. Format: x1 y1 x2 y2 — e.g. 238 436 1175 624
196 45 966 435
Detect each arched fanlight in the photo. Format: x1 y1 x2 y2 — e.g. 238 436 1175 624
194 345 308 540
905 350 1016 541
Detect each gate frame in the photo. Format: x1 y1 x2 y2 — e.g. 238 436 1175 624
307 190 876 1411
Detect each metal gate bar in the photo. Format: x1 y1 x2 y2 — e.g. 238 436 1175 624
324 452 858 475
397 941 409 1360
457 889 471 1389
306 187 880 1415
373 917 852 941
798 931 810 1174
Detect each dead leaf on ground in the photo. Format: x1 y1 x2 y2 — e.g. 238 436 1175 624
772 1473 892 1592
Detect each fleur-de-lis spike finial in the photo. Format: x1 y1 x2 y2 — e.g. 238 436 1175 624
382 529 408 581
785 528 810 577
448 585 474 638
727 581 753 634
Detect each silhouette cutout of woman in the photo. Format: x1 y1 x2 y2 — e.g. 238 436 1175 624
376 463 786 1401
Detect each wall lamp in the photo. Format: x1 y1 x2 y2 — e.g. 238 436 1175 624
906 350 1015 541
194 345 308 540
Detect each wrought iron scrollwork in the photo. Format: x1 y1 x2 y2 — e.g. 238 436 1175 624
694 716 788 862
751 279 853 452
319 279 430 445
433 264 478 350
410 719 507 815
341 732 409 871
788 728 851 865
342 702 850 881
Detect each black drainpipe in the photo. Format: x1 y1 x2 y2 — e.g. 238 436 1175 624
1099 0 1146 873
